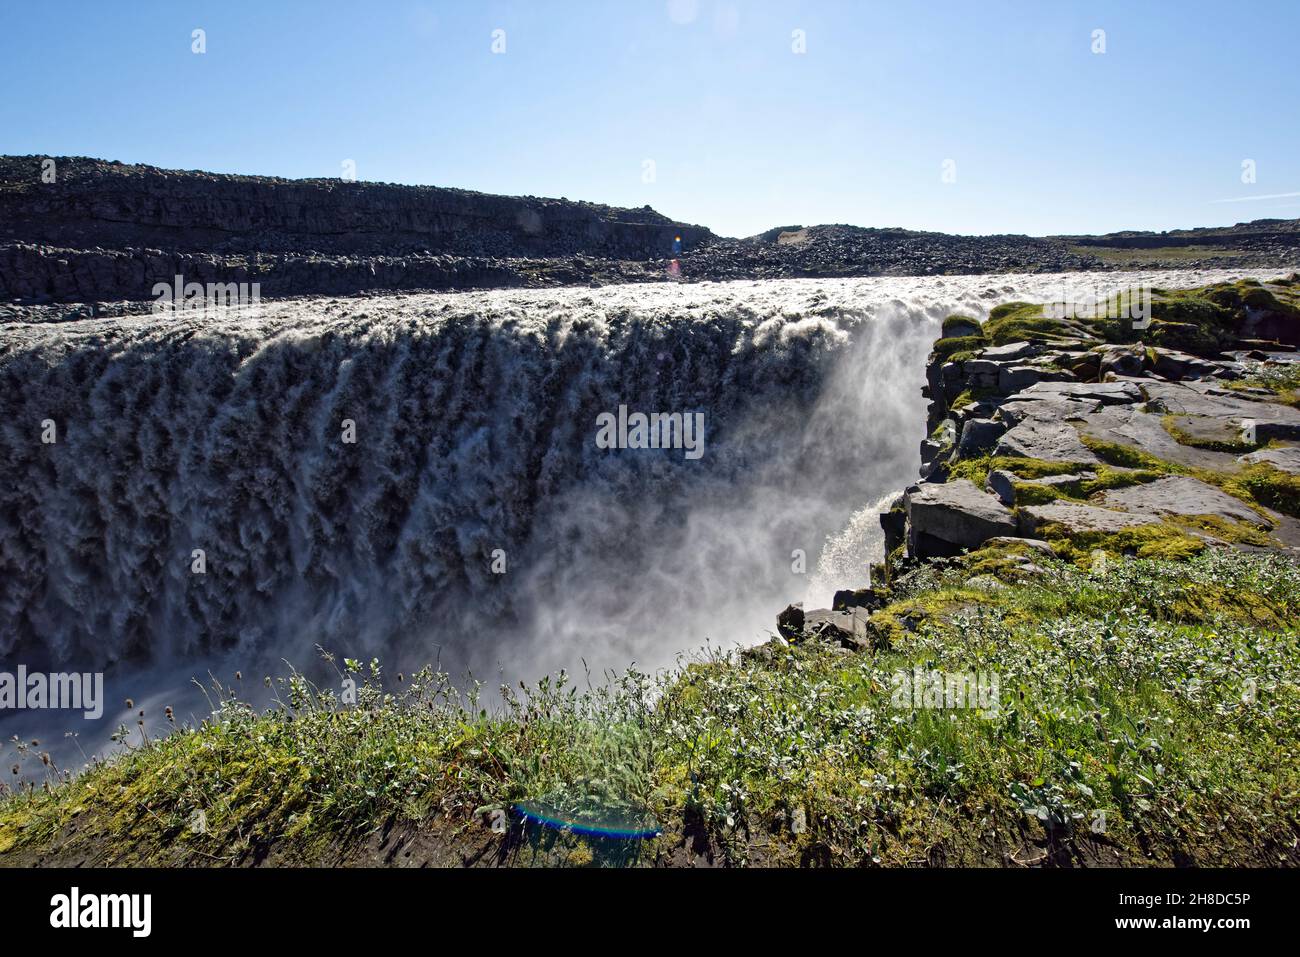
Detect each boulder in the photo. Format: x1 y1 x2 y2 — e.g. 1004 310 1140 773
997 395 1098 428
986 469 1092 506
1149 347 1225 381
985 469 1019 507
983 536 1057 557
1098 345 1145 378
957 418 1006 455
998 364 1075 394
832 586 888 613
776 603 804 641
943 317 983 339
963 359 1001 391
880 498 908 556
803 608 874 652
905 479 1018 558
953 398 1001 423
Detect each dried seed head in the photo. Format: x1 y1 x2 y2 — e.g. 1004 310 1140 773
235 671 242 682
125 699 134 709
40 753 50 766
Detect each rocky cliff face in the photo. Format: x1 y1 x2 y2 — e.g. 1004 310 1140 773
0 156 713 258
781 274 1300 648
889 275 1300 570
0 156 713 303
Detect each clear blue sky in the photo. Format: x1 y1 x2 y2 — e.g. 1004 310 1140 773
2 0 1297 238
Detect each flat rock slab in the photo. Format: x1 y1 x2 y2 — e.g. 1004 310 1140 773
1018 502 1161 537
1142 381 1300 440
1015 381 1143 405
983 535 1057 556
1239 447 1300 474
1163 412 1256 448
996 418 1101 464
1081 405 1244 471
982 341 1042 362
1149 347 1228 381
1141 381 1263 416
906 478 1017 553
1099 475 1268 528
997 395 1098 428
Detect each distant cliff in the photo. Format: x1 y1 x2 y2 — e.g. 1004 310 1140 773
0 156 714 303
0 156 714 259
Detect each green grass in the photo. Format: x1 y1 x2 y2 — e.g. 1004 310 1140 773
4 550 1299 868
1227 361 1300 409
1037 515 1276 565
1139 280 1300 356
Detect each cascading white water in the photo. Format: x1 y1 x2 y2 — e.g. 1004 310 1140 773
0 268 1273 757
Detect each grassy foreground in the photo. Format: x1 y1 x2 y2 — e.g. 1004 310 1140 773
3 548 1297 867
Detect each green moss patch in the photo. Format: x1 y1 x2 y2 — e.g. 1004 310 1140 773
1041 519 1208 564
932 334 989 362
983 302 1070 346
947 453 1085 489
942 314 982 337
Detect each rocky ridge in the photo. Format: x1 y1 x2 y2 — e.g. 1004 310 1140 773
0 156 711 305
5 157 1300 308
782 274 1300 647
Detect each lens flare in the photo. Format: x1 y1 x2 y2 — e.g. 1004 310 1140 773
513 800 660 840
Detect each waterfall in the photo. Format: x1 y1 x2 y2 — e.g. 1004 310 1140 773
0 269 1258 753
